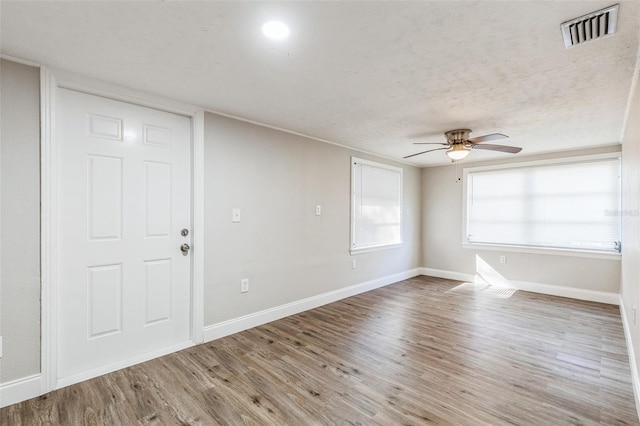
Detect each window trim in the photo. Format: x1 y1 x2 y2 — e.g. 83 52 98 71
461 152 621 257
461 243 621 260
350 157 403 255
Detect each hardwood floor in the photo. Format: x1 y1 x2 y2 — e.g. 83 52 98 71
2 275 638 425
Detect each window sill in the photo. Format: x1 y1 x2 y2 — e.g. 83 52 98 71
462 243 621 260
351 243 403 256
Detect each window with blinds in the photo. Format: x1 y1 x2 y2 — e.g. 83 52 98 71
465 155 621 253
351 157 403 252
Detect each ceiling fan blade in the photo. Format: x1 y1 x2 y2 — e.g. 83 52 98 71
403 147 448 159
468 133 509 144
412 142 449 146
472 143 522 153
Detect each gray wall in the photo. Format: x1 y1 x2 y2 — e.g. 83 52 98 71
0 61 422 387
621 63 640 383
0 56 630 396
0 59 41 382
421 145 622 294
203 112 421 325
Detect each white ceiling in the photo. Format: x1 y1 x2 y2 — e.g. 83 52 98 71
2 1 639 166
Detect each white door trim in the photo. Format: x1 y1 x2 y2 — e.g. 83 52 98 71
40 67 57 394
40 67 205 393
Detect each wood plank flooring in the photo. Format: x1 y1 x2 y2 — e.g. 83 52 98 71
2 275 638 425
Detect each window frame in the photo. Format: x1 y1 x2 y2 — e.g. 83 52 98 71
461 152 622 260
350 157 404 255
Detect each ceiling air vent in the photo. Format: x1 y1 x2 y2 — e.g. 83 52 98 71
561 4 619 48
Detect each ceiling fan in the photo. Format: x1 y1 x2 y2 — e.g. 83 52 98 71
404 129 522 161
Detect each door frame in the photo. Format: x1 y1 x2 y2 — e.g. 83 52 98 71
40 67 205 392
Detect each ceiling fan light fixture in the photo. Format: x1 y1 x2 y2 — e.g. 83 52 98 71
446 145 471 161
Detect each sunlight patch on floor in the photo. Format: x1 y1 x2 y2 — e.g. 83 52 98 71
445 255 518 299
475 255 518 298
446 281 517 299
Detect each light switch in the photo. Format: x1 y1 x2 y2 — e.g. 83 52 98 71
316 205 322 216
232 208 241 223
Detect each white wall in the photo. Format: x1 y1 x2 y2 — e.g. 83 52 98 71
203 112 421 326
0 59 41 382
621 52 640 400
422 145 622 296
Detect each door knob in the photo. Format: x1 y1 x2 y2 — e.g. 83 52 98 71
180 243 191 256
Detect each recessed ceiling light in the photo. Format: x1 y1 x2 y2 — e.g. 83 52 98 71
262 20 290 40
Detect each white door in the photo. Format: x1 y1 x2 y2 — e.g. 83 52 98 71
56 88 192 385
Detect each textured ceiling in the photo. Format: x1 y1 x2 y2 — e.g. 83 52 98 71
2 1 639 166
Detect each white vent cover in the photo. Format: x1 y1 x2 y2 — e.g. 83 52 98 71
561 4 619 48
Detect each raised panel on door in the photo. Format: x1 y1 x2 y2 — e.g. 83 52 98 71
143 258 173 325
87 155 123 241
143 124 172 148
56 88 192 386
87 264 123 339
87 114 123 141
144 161 172 238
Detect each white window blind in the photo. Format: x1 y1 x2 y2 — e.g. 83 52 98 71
466 157 620 253
351 158 403 252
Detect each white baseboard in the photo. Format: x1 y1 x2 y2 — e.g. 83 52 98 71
0 374 41 408
56 340 194 390
620 299 640 421
421 267 619 305
420 268 475 283
509 279 619 305
204 268 422 342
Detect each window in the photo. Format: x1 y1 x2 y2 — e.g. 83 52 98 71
464 154 621 253
351 157 403 253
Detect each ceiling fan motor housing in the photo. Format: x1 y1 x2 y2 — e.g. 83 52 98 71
445 129 471 145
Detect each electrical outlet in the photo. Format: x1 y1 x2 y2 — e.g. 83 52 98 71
316 205 322 216
241 278 249 293
634 307 637 325
232 208 241 223
500 255 507 264
352 259 357 269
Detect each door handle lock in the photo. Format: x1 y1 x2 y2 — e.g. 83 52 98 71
180 243 191 256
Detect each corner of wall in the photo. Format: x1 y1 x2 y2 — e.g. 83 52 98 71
620 300 640 421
